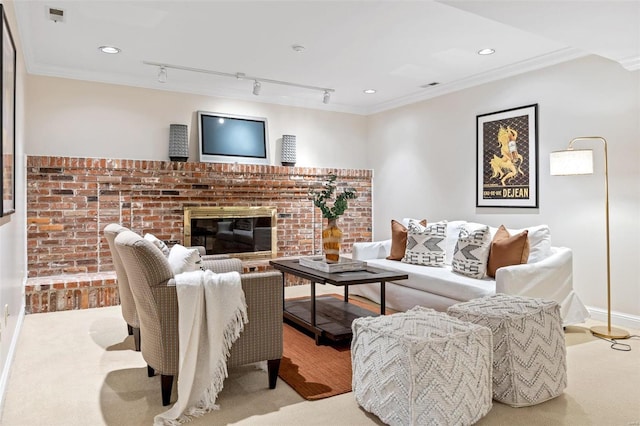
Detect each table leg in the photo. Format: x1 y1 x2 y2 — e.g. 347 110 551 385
310 281 322 345
344 285 349 302
311 281 316 328
380 281 386 315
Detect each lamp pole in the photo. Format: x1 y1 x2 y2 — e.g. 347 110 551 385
568 137 628 339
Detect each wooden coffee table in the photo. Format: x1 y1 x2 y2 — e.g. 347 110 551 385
270 258 408 345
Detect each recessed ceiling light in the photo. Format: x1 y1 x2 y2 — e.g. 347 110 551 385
99 46 121 54
477 48 495 56
363 89 377 94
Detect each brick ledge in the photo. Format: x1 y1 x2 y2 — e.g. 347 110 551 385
26 272 119 314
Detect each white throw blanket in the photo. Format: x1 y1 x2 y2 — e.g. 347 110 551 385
154 269 247 426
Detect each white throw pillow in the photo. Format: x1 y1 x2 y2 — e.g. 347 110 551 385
144 233 170 257
168 244 203 275
401 222 447 267
452 225 491 279
442 220 466 265
489 224 551 263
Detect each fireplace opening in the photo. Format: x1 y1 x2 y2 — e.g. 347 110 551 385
184 206 277 260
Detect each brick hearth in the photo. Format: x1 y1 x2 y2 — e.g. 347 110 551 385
25 156 373 313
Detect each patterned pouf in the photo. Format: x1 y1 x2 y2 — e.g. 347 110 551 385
447 294 567 407
351 306 493 426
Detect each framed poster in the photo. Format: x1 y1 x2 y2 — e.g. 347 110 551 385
1 5 15 217
476 104 538 208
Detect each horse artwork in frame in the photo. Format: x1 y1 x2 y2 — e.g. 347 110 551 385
476 104 538 208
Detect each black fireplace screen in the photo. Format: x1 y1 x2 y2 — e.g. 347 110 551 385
190 216 273 255
184 206 277 259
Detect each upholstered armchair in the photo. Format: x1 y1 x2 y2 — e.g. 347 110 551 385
114 230 283 406
104 224 235 352
104 224 141 351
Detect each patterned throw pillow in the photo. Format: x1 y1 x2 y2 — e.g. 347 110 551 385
401 222 447 267
387 219 427 261
144 233 170 257
167 244 204 275
452 225 491 279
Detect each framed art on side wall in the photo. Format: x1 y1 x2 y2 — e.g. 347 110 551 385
1 4 15 217
476 104 538 208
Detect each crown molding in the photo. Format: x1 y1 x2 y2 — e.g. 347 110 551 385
364 47 588 115
618 55 640 71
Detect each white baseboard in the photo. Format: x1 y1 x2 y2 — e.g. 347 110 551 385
586 306 640 332
0 305 25 419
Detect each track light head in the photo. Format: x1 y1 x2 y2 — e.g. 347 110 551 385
253 80 261 95
323 90 330 104
158 66 167 83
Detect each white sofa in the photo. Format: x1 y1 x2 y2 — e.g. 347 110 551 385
351 220 590 326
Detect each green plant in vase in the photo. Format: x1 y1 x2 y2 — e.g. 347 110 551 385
311 173 357 262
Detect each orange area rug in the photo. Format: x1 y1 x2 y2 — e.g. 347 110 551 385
278 323 353 400
278 294 394 400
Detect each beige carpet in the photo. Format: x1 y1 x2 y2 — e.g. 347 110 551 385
1 284 639 425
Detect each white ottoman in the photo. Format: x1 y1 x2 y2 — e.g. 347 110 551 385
447 294 567 407
351 306 493 426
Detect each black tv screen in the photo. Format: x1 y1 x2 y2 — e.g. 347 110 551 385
198 111 270 165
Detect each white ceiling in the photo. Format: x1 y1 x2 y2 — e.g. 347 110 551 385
13 0 640 115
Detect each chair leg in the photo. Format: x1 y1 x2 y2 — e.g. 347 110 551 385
161 375 174 406
147 365 155 377
127 324 133 336
267 358 281 389
132 327 141 352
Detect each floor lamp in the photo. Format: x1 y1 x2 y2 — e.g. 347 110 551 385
550 136 629 339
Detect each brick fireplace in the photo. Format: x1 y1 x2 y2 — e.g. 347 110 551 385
25 156 373 313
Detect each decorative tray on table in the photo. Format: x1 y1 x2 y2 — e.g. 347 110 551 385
299 256 368 273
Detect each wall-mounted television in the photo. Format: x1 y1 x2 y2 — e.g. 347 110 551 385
198 111 270 165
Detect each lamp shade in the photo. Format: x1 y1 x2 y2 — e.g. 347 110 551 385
549 149 593 176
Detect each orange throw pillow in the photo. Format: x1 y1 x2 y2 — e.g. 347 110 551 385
387 219 427 261
487 225 530 277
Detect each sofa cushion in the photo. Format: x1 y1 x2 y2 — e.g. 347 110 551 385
487 225 530 278
387 219 427 261
144 233 170 256
452 225 491 279
168 244 203 275
402 222 447 267
363 258 495 302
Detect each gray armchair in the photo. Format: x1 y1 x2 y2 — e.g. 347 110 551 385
104 224 235 353
104 224 140 351
114 230 283 406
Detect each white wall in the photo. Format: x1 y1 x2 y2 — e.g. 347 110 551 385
24 76 369 170
367 55 640 319
0 0 27 410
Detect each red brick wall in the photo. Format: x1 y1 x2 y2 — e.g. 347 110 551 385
26 156 373 278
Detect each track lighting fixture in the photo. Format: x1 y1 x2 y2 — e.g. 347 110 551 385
143 61 334 104
158 66 167 83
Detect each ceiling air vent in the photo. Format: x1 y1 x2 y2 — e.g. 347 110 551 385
420 82 440 88
48 7 65 23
